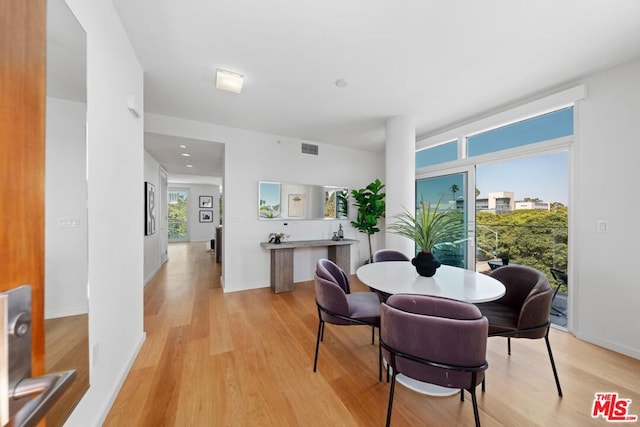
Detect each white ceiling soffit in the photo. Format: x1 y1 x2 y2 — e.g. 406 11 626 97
144 132 224 178
168 174 222 188
114 1 640 152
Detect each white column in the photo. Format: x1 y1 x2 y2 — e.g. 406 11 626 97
385 116 415 257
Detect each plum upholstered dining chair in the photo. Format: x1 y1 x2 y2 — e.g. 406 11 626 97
475 265 563 396
371 249 411 303
313 258 382 380
549 268 568 317
381 294 489 427
372 249 411 263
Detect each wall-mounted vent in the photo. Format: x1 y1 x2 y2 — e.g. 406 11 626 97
301 142 319 155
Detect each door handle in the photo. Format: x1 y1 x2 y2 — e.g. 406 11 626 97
0 286 76 427
9 370 76 427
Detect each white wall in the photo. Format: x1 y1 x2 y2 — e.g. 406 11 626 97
145 114 384 292
144 151 162 284
573 58 640 359
182 183 220 243
45 97 88 318
64 0 145 425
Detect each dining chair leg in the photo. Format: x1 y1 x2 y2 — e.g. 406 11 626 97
460 389 465 401
545 327 563 397
313 318 323 372
507 337 511 355
470 387 481 427
385 372 397 427
481 377 485 392
378 340 382 381
371 326 375 345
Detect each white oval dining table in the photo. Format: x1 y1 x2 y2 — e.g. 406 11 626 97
356 261 506 304
356 261 506 396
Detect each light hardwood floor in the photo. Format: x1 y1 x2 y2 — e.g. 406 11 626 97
105 242 640 426
45 313 89 426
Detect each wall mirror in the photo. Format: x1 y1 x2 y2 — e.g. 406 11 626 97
258 181 349 220
45 0 90 424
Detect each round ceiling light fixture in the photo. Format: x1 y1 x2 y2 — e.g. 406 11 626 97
334 78 348 88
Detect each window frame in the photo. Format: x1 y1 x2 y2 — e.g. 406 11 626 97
413 87 583 333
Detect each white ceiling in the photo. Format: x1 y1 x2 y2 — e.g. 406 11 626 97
144 132 224 178
96 1 640 177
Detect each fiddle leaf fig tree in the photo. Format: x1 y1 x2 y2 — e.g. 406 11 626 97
350 179 386 262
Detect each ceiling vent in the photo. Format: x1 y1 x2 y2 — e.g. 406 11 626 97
301 142 319 155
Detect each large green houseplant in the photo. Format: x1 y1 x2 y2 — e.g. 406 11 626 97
388 198 465 276
350 179 386 262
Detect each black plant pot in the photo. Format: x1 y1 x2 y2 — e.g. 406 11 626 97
412 251 441 277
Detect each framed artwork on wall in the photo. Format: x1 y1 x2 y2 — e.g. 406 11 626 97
145 182 156 235
199 195 213 208
199 210 214 223
288 194 304 217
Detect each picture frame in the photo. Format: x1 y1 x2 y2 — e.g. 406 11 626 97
199 195 213 208
199 210 214 223
288 194 305 218
145 182 156 235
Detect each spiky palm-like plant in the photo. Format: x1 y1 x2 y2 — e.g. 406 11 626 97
388 198 465 254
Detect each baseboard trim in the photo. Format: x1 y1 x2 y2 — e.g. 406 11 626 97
575 331 640 360
94 332 147 425
144 265 160 285
222 280 269 293
45 306 89 319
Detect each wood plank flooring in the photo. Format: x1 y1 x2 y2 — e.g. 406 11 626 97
105 242 640 426
45 313 89 426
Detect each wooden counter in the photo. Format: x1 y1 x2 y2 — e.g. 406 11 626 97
260 239 358 293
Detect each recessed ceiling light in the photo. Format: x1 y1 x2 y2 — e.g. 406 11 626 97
179 144 187 149
335 78 348 88
186 164 193 168
181 153 191 157
216 68 244 93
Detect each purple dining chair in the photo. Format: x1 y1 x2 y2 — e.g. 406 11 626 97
313 259 382 380
381 294 489 427
372 249 410 263
475 265 562 396
550 267 568 317
371 249 410 303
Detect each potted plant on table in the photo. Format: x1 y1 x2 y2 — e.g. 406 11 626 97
350 179 386 263
387 198 466 277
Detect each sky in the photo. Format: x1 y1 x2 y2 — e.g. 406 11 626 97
259 182 280 206
416 151 569 207
477 151 569 205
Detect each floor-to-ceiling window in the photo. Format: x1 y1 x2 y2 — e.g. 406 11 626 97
416 89 580 329
168 188 189 242
415 171 470 269
475 153 568 327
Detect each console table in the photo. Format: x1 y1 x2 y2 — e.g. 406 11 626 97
260 239 358 293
